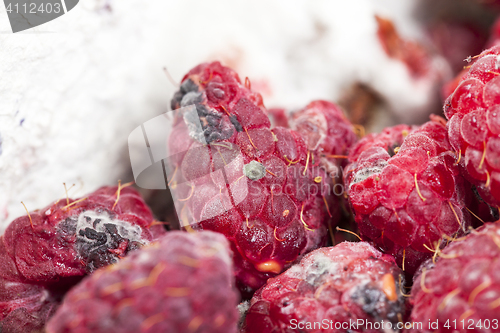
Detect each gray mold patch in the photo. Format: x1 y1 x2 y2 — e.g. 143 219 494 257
350 159 388 188
243 160 266 181
72 210 145 271
75 210 143 247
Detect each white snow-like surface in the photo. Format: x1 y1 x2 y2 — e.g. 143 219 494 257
0 0 448 230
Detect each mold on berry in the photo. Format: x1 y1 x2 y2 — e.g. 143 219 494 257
71 210 145 272
350 160 388 187
243 161 267 181
0 185 166 331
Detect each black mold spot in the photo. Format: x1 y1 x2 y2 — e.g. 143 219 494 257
492 207 499 221
180 78 199 94
351 282 404 326
229 115 243 132
60 211 144 273
387 144 399 157
171 91 184 110
172 78 245 143
92 218 101 228
471 185 483 202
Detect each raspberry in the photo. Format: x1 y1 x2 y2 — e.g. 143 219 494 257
0 185 165 331
242 242 406 333
407 222 500 332
291 100 358 176
344 118 471 276
46 231 239 333
167 62 332 294
444 45 500 209
4 185 165 282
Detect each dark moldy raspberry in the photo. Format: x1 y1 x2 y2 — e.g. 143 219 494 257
344 117 471 277
46 231 239 333
407 222 500 332
3 185 165 282
242 242 406 333
0 185 166 332
171 62 263 144
167 62 335 295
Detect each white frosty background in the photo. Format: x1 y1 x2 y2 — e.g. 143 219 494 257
0 0 450 229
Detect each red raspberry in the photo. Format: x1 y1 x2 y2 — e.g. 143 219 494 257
407 222 500 332
444 45 500 209
0 185 165 332
291 100 358 177
344 118 471 277
46 231 239 333
167 62 331 294
242 242 406 333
